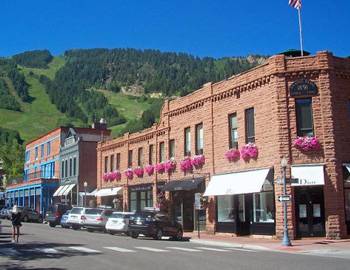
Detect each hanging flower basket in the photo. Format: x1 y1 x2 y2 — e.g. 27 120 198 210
191 155 205 169
164 159 177 173
156 162 165 174
180 156 193 173
240 143 258 161
293 136 321 152
145 164 155 176
110 170 121 181
225 148 240 162
124 168 134 180
103 173 109 182
134 167 144 178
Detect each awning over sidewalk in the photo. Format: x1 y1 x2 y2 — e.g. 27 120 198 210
53 185 65 197
162 178 204 192
203 168 272 196
95 187 122 197
291 164 324 186
344 164 350 174
53 184 76 197
61 184 76 196
79 189 97 196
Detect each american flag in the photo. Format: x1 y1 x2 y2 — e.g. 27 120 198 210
289 0 302 9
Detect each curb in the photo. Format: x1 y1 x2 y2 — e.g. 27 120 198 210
189 239 270 251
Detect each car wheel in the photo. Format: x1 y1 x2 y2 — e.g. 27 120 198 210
109 231 115 235
87 228 94 233
154 229 163 240
175 229 183 241
38 218 43 223
131 232 139 239
23 216 29 222
49 222 56 228
72 225 80 230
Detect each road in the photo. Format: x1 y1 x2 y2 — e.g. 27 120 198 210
0 219 349 270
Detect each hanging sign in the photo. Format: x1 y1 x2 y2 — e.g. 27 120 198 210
290 79 318 97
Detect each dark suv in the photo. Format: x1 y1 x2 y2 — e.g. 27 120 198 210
128 210 183 240
19 207 43 223
45 204 72 227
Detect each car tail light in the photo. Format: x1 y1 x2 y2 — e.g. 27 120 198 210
55 212 60 218
96 217 104 221
81 215 86 220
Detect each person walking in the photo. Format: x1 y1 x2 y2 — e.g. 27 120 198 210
11 205 22 243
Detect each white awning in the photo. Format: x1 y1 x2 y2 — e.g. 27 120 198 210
56 185 70 196
291 164 324 186
79 189 97 196
60 184 76 196
53 185 65 197
204 168 272 196
344 164 350 174
95 187 123 197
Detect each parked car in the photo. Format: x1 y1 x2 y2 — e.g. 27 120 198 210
60 210 71 228
0 207 11 219
45 203 72 227
128 210 183 240
82 208 116 232
66 207 86 230
105 212 134 235
19 207 43 223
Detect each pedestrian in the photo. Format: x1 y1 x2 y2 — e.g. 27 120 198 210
11 205 22 243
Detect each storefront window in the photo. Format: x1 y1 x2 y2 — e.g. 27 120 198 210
253 192 274 223
129 192 137 212
345 189 350 222
217 196 235 223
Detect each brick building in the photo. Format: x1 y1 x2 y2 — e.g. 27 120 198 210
96 51 350 239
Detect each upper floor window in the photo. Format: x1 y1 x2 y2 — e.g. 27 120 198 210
64 160 68 178
184 127 191 156
47 141 51 156
41 144 44 158
61 161 64 178
229 113 238 149
159 142 165 162
116 153 121 170
73 157 77 176
25 150 30 162
169 140 175 159
35 146 38 160
104 156 108 173
149 145 154 165
69 158 73 176
138 147 143 167
110 154 114 172
195 123 204 155
296 98 314 137
245 108 255 143
128 150 133 168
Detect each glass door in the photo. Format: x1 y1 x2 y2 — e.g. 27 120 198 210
236 194 252 236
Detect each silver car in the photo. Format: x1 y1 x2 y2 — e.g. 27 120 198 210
82 208 116 232
105 212 134 235
66 207 86 230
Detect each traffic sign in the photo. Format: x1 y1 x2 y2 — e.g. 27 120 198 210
278 195 291 202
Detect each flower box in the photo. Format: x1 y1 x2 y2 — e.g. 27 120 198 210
164 159 177 173
124 168 134 180
293 136 321 152
145 164 155 176
240 143 258 161
180 156 193 173
103 173 110 182
110 170 121 181
134 167 144 178
191 155 205 169
156 162 165 174
225 149 240 162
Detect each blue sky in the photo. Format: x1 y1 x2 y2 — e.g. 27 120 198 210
0 0 348 58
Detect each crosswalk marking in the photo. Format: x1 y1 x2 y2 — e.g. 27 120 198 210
104 247 136 253
69 246 101 253
196 247 229 252
33 248 62 254
135 247 168 252
167 247 202 252
226 247 257 253
0 248 21 256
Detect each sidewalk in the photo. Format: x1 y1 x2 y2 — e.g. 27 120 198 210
184 231 350 254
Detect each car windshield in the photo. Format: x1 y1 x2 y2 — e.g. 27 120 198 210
70 208 83 214
64 210 71 215
85 209 103 215
135 211 156 218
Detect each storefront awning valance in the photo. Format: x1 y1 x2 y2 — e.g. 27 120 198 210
79 189 97 196
203 168 272 196
61 184 76 196
53 185 65 197
291 164 324 186
162 178 204 192
95 187 122 197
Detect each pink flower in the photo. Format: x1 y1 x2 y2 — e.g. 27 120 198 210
124 168 134 180
156 162 165 174
225 149 240 162
109 171 121 181
240 143 258 161
191 155 205 169
164 159 177 173
180 156 193 173
145 164 155 176
293 136 320 152
103 173 109 182
134 167 144 178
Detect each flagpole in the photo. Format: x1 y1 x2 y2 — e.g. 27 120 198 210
297 7 304 56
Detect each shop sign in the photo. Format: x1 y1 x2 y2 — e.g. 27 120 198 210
290 79 318 97
129 184 152 192
291 177 321 186
278 195 291 202
194 193 202 210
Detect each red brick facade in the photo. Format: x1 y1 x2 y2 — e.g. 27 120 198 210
97 51 350 239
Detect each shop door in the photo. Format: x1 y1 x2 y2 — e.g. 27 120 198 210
236 194 252 236
295 187 325 237
172 191 194 232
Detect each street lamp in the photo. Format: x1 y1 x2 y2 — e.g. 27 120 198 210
83 181 88 207
281 157 291 246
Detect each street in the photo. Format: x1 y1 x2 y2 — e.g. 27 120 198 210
0 220 349 270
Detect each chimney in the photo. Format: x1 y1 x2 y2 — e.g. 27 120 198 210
92 118 107 130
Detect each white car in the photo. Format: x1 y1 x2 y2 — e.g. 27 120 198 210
105 212 134 235
66 207 87 230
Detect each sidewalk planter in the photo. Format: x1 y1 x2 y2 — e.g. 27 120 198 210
225 149 240 162
156 162 165 174
293 136 321 152
145 164 155 176
180 156 193 173
124 168 134 180
134 167 144 178
191 155 205 169
164 159 177 174
240 143 258 161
